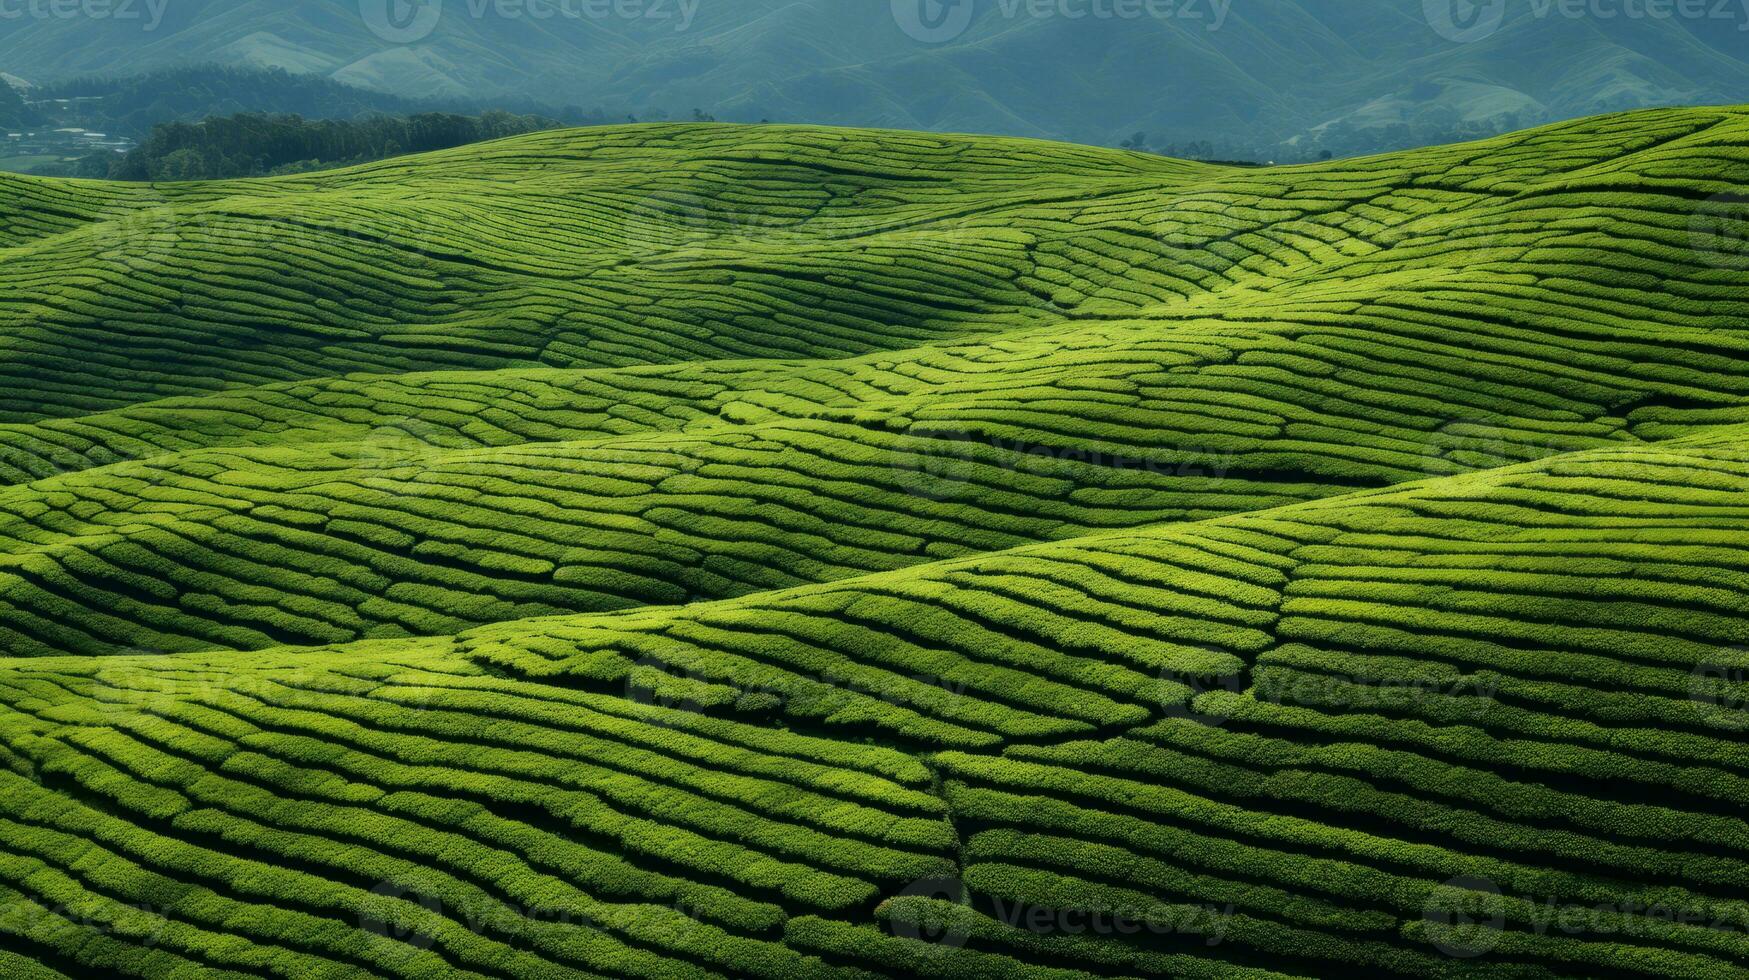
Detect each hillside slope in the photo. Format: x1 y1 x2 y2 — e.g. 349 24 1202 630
0 110 1746 978
1 427 1746 979
0 110 1746 654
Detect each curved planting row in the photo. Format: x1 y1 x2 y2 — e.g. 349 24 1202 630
0 111 1744 658
0 648 946 978
0 108 1746 978
0 430 1745 977
0 111 1744 425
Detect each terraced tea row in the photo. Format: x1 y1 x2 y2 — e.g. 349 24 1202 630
0 649 939 979
1 110 1746 424
458 425 1749 740
0 111 1744 659
0 292 1742 655
0 127 1192 422
2 109 1748 978
1 428 1745 978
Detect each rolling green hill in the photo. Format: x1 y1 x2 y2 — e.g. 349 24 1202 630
0 108 1746 978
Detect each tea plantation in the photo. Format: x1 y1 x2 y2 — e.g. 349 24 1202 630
0 108 1746 978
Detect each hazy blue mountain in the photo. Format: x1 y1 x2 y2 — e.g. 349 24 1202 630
2 0 1745 153
0 75 33 129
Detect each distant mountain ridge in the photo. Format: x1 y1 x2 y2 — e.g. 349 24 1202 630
1 0 1747 153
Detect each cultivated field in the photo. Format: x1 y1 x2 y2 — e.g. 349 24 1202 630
0 109 1746 978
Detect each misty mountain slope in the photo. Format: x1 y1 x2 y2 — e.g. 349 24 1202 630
3 0 1747 151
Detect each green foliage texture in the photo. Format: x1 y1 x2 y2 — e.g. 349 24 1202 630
0 109 1746 978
